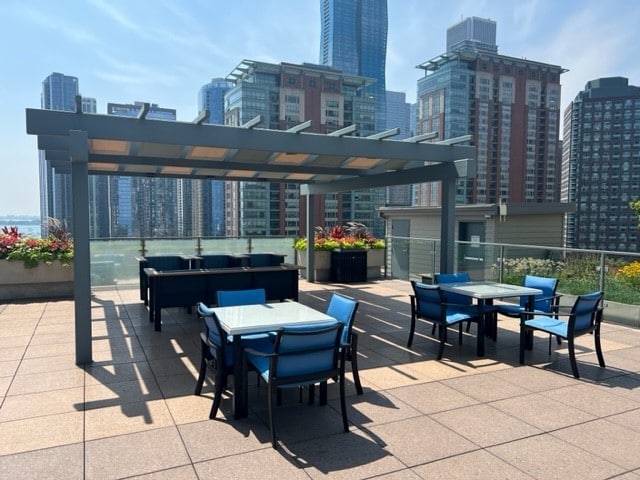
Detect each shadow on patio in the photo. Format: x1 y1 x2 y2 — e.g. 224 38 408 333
1 278 640 479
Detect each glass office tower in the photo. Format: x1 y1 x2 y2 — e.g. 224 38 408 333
320 0 387 134
40 73 95 235
198 79 235 236
319 0 388 230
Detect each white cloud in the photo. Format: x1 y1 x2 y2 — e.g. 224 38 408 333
16 4 98 45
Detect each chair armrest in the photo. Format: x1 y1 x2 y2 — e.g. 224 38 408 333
520 306 574 319
243 347 276 358
534 293 562 303
197 302 215 316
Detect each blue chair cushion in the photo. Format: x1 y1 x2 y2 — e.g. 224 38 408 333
524 316 568 338
498 304 552 316
444 307 475 326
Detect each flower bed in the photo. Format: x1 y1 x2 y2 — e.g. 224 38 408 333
0 223 73 268
0 222 74 300
294 223 385 280
293 222 385 251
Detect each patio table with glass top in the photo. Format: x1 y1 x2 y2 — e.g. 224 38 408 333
211 301 335 419
438 281 542 355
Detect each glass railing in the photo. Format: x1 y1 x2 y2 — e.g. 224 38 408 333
89 237 297 287
88 235 640 328
387 236 640 328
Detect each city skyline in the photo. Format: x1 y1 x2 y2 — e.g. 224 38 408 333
2 0 640 215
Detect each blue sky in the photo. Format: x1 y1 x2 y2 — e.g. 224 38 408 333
1 0 639 215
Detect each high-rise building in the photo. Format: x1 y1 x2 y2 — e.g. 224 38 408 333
562 77 640 252
385 90 410 139
106 102 181 238
198 78 234 124
385 90 412 205
223 59 384 237
415 17 564 206
319 0 387 134
40 73 96 235
198 78 235 236
319 0 388 229
446 16 498 54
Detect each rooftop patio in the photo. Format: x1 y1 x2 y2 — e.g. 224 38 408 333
1 279 640 478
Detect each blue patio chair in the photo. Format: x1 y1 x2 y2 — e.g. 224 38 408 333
408 281 485 359
326 293 362 394
216 288 267 306
496 275 561 317
519 291 605 379
194 302 273 419
215 288 271 343
497 275 562 348
243 321 348 449
434 272 493 333
434 272 472 307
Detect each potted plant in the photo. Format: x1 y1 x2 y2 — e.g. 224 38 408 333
294 222 385 281
0 219 74 300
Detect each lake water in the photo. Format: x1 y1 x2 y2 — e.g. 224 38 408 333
1 223 41 238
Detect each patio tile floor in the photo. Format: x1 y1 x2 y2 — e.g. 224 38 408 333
1 278 640 479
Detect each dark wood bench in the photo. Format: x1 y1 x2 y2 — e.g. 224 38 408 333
138 253 286 305
144 263 300 331
137 255 200 305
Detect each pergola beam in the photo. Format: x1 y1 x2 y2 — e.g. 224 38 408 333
301 159 475 195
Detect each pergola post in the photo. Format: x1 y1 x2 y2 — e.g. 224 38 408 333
440 177 456 274
69 130 92 365
305 194 315 282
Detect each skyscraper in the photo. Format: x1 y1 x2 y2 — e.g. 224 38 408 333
446 16 498 54
40 73 96 235
107 102 180 237
198 78 235 236
415 17 564 206
562 77 640 252
320 0 387 134
198 78 234 125
385 90 412 206
319 0 388 229
223 59 384 236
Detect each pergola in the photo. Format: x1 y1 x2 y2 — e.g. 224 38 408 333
26 105 476 364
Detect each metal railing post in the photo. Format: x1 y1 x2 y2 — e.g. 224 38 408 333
599 252 606 292
499 245 505 283
431 241 437 279
139 238 146 257
196 237 202 255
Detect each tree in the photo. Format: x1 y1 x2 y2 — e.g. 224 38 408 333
631 200 640 228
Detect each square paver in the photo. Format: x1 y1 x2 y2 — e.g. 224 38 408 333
553 419 640 470
0 442 84 480
490 392 597 432
489 433 625 479
368 415 477 467
388 380 479 415
412 449 536 479
0 411 84 456
85 426 191 480
431 403 542 447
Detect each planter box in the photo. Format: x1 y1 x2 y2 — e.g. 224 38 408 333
295 250 331 282
367 249 384 280
0 260 74 301
331 249 367 283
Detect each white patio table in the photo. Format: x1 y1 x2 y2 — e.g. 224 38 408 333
211 301 335 419
438 281 542 356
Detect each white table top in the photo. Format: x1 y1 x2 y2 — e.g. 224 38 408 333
212 301 335 336
439 281 542 300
